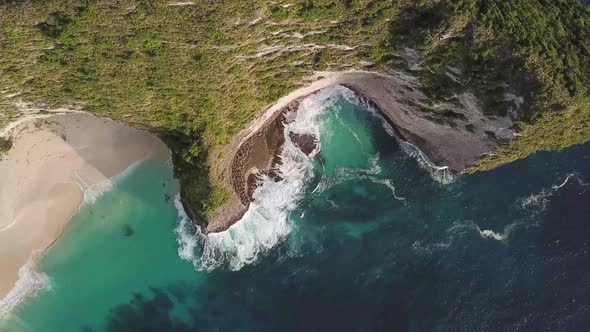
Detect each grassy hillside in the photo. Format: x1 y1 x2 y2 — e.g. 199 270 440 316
1 0 589 223
386 0 590 170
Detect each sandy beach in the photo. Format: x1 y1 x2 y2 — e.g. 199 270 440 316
207 70 517 233
206 71 375 232
0 113 169 306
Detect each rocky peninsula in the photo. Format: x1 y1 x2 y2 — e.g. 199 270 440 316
204 71 518 233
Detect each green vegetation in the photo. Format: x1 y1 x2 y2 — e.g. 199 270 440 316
0 137 12 156
0 0 589 223
387 0 590 116
471 100 590 171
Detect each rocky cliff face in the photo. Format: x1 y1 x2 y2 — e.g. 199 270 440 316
205 71 518 233
342 73 518 172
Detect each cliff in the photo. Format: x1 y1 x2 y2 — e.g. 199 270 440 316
206 71 517 232
0 1 588 230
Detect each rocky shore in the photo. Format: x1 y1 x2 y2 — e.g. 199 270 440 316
205 71 518 233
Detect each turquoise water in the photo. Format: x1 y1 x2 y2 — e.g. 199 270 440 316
2 86 590 331
1 160 201 331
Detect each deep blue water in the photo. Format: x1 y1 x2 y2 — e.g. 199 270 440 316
3 87 590 331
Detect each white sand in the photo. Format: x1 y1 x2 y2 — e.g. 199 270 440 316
0 113 169 305
207 70 380 230
212 70 375 182
237 71 373 146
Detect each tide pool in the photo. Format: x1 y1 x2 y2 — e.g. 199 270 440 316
2 86 590 331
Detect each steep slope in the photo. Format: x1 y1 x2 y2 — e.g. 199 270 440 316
1 0 588 228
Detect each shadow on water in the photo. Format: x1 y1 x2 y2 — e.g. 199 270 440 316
102 289 196 332
97 141 590 332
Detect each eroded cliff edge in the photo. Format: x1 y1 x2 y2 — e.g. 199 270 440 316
203 71 518 233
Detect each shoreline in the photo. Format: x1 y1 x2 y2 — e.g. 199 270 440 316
206 71 370 234
206 70 518 233
0 156 156 317
0 113 170 312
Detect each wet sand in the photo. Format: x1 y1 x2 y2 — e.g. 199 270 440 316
0 113 169 304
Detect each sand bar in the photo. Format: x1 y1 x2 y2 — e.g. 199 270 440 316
0 113 169 310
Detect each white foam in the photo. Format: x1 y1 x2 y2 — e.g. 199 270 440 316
0 257 51 318
450 220 514 243
318 153 406 203
72 170 113 205
72 157 149 205
414 219 518 254
174 196 199 264
174 87 340 271
520 173 587 211
478 228 507 241
520 189 552 211
0 157 152 318
472 220 521 242
370 178 407 203
367 154 382 175
174 85 455 270
395 139 455 184
551 173 586 190
463 174 588 243
334 85 455 184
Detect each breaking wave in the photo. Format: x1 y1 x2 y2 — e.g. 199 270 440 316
174 85 457 271
174 87 343 271
0 257 51 318
395 139 455 184
0 156 155 317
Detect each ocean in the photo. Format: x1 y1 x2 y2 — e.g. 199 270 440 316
1 86 589 331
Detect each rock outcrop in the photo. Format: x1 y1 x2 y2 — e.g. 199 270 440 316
205 71 518 233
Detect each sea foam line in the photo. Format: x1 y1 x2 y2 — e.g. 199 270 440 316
72 156 150 206
0 156 152 317
174 85 450 270
325 161 407 204
335 85 455 184
174 87 342 271
520 173 587 211
370 178 407 203
412 223 511 256
477 227 510 241
0 257 51 318
454 218 520 243
476 174 587 242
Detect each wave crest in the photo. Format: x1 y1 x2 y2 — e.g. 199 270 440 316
174 85 456 271
0 257 51 318
174 87 343 271
519 173 587 211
